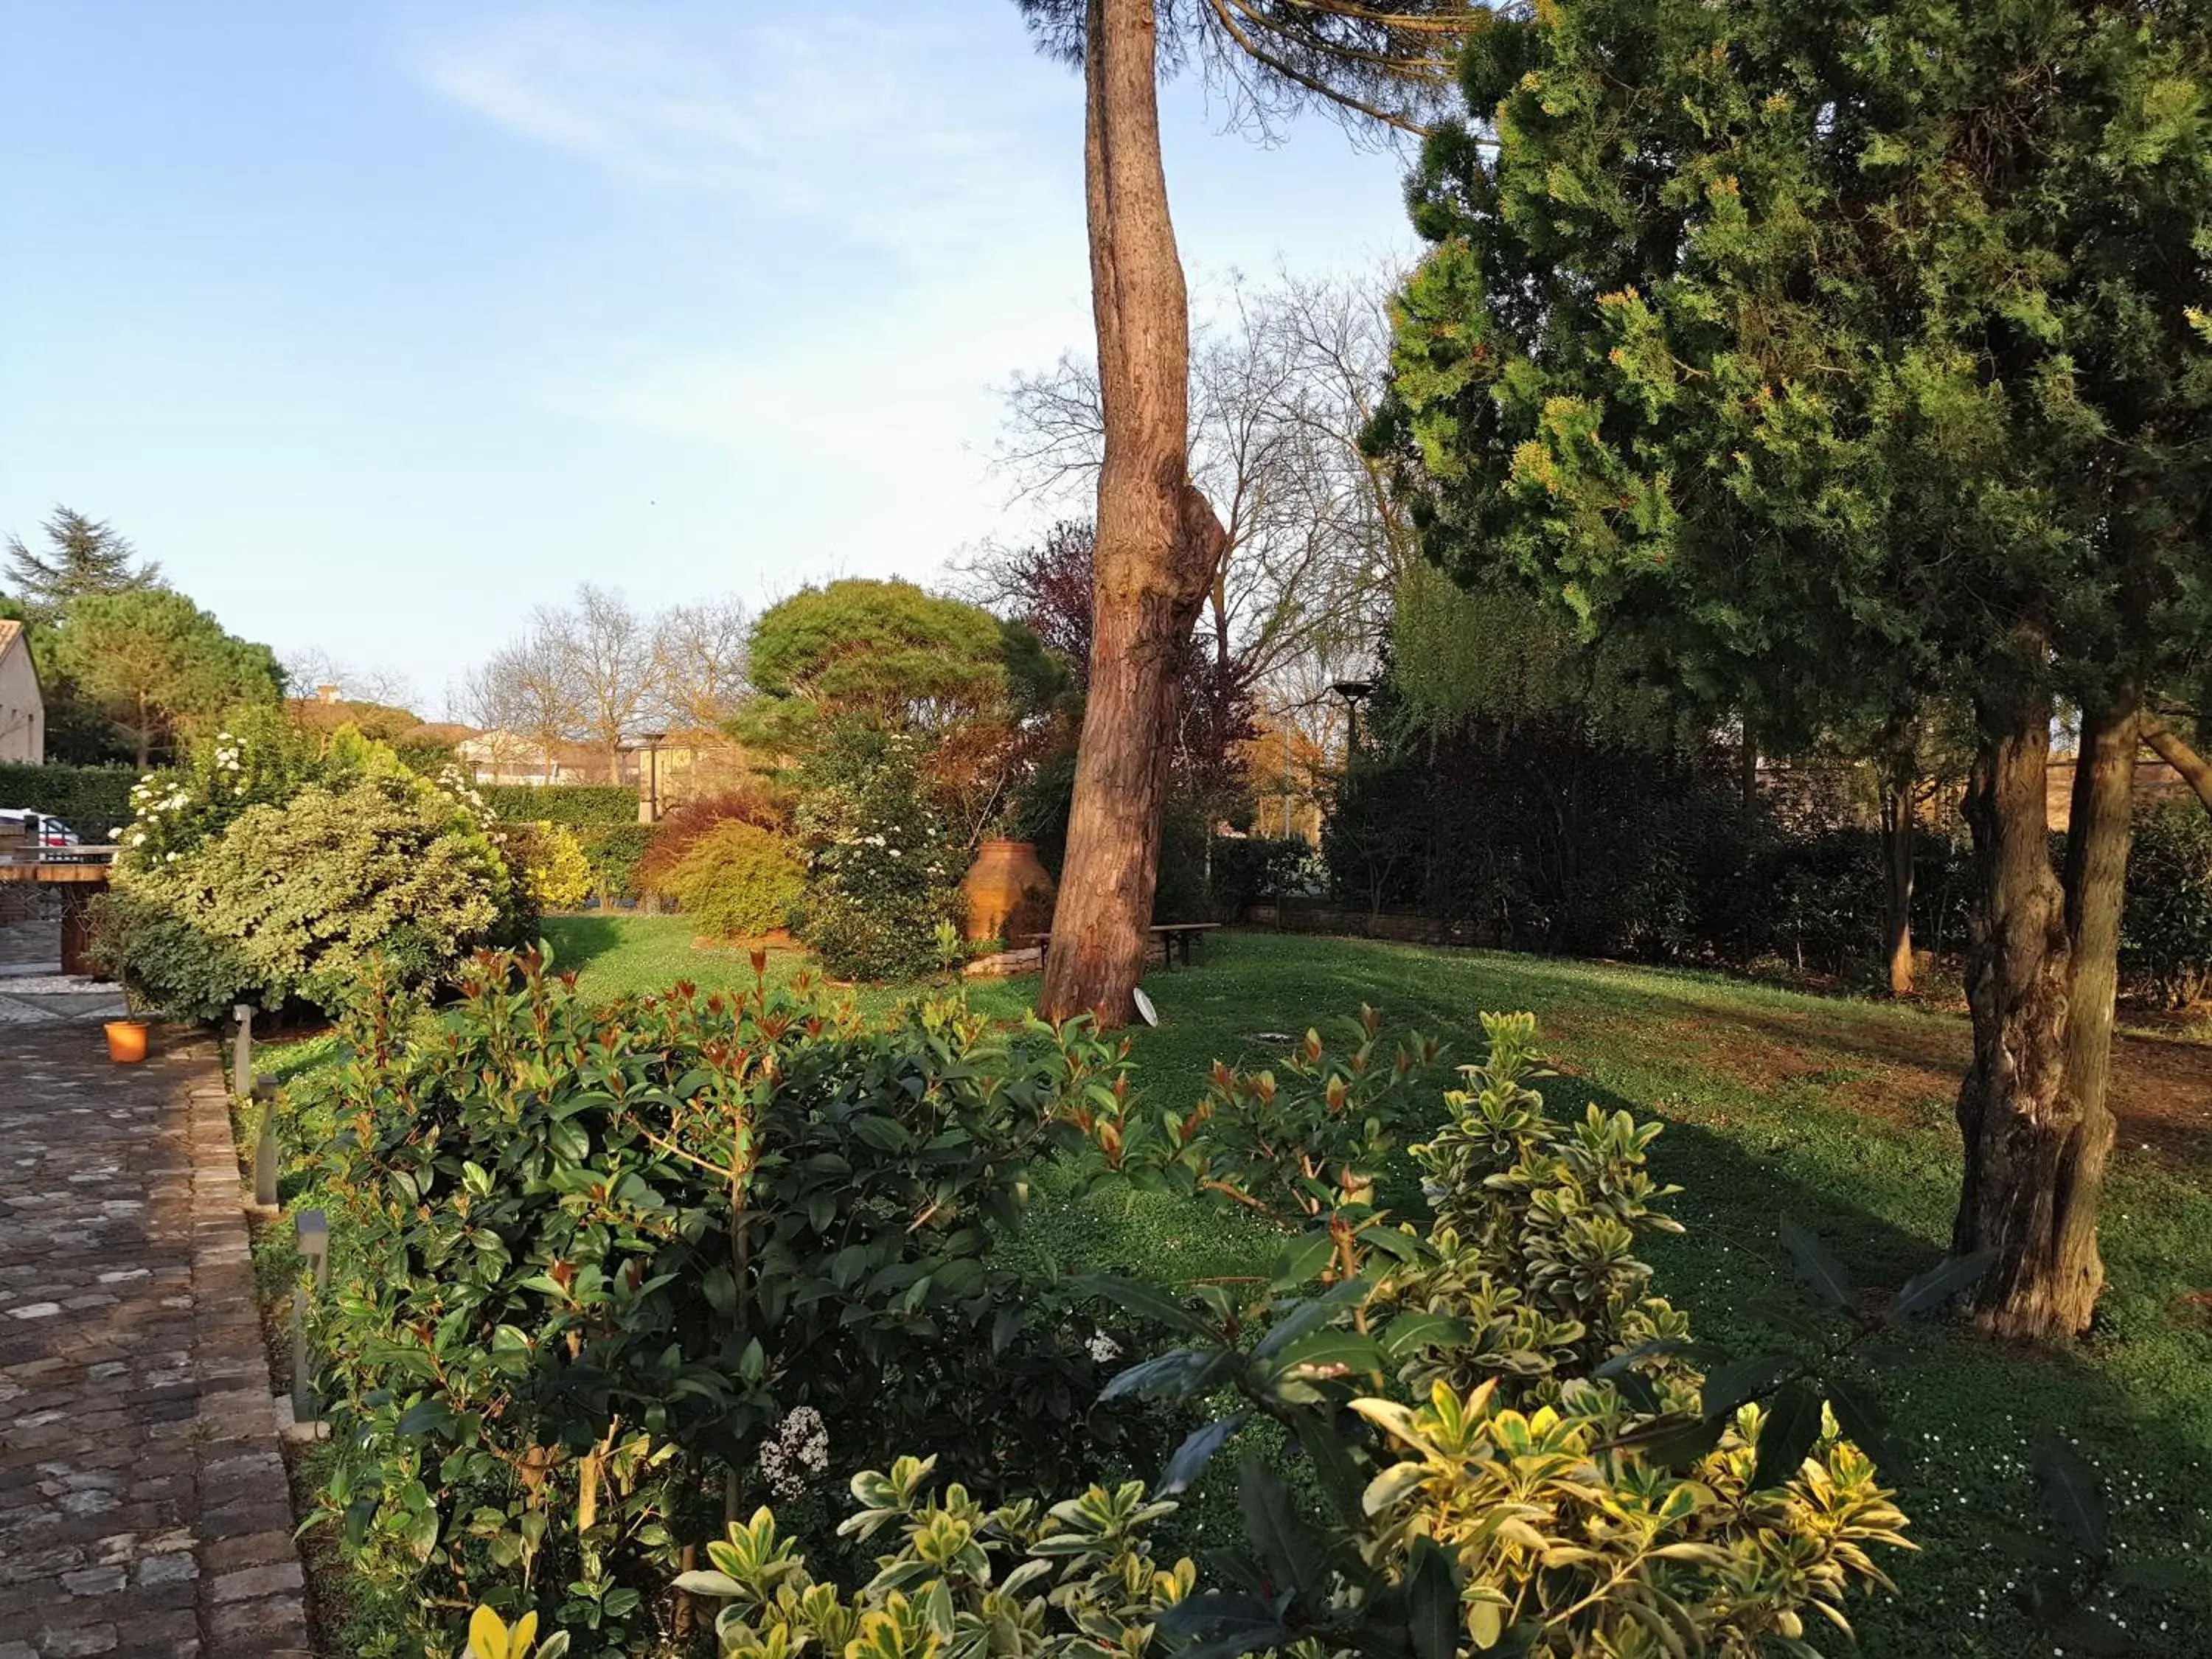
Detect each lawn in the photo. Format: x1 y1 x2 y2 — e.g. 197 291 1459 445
276 917 2212 1657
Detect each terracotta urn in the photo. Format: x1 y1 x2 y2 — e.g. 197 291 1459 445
959 839 1055 947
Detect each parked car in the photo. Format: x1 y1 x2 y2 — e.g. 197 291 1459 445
0 810 88 860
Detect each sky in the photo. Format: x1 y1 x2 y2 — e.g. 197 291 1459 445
1 1 1419 713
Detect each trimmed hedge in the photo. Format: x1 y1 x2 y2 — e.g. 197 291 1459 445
478 783 640 827
0 763 139 838
578 822 654 901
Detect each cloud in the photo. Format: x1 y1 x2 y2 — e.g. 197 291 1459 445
408 3 1063 262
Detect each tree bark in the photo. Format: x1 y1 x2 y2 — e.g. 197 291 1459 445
2143 717 2212 812
1879 773 1915 998
1951 685 2116 1339
1039 0 1219 1026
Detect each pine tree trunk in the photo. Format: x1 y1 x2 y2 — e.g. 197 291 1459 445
1038 0 1218 1026
1951 686 2110 1338
1880 775 1915 998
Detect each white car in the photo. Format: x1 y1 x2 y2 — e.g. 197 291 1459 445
0 810 86 858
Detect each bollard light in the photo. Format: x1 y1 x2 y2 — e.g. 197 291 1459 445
232 1004 254 1099
252 1079 280 1208
293 1208 330 1425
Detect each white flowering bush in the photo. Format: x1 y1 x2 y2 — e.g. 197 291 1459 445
93 762 526 1020
114 710 319 870
793 727 964 981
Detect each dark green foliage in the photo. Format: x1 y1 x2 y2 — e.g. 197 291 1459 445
311 953 1166 1654
1323 693 1978 978
3 505 161 616
1208 835 1319 916
577 823 654 902
50 587 283 764
792 727 964 981
740 579 1010 751
479 785 641 827
0 762 136 836
2120 801 2212 1006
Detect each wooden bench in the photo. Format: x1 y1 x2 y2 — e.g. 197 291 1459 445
1035 922 1222 973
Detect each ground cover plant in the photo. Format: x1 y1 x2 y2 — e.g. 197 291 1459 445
264 922 2212 1656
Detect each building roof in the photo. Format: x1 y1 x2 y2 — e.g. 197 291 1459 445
0 620 41 692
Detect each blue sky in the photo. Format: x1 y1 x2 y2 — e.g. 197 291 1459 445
1 2 1416 710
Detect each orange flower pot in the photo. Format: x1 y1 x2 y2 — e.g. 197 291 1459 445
103 1020 150 1065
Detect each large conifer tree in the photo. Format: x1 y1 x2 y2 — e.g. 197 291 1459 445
1374 0 2212 1336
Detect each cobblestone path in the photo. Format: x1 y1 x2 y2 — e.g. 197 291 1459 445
0 1026 311 1657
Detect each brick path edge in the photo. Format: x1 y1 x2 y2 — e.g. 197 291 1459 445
0 1028 313 1659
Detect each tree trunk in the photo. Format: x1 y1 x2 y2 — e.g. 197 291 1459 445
2143 717 2212 812
1739 723 1758 815
1879 774 1915 998
1038 0 1217 1026
134 689 150 770
1951 686 2112 1339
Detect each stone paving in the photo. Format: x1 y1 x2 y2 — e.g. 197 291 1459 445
0 1020 312 1657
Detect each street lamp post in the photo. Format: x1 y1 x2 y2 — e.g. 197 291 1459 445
639 731 667 823
1329 680 1375 757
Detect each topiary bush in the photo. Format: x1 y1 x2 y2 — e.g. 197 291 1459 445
2121 799 2212 1006
658 820 804 939
91 771 520 1018
636 783 786 899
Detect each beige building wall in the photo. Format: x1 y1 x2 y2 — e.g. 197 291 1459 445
0 633 44 765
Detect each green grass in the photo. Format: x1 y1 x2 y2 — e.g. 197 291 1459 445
306 919 2212 1656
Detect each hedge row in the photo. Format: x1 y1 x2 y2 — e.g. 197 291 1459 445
479 783 640 827
0 763 139 837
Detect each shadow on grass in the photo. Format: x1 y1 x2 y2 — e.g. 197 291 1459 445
539 914 630 973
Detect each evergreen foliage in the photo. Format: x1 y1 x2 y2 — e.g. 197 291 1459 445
2 505 161 616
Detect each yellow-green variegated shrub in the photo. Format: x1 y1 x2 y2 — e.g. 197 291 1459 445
678 1455 1190 1659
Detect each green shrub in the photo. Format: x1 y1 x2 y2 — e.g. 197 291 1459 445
0 762 136 837
1208 832 1320 915
501 820 595 914
689 1013 1912 1659
576 821 654 902
636 784 786 897
659 820 804 939
2121 801 2212 1006
92 771 517 1018
312 952 1168 1656
479 783 640 827
793 728 963 980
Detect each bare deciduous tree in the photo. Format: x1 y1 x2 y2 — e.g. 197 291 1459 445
997 268 1408 714
653 595 752 731
542 584 661 782
462 633 580 784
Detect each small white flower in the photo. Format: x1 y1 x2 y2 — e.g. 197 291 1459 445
1086 1330 1122 1364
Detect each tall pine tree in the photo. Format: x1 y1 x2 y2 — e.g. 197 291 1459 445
4 506 161 617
